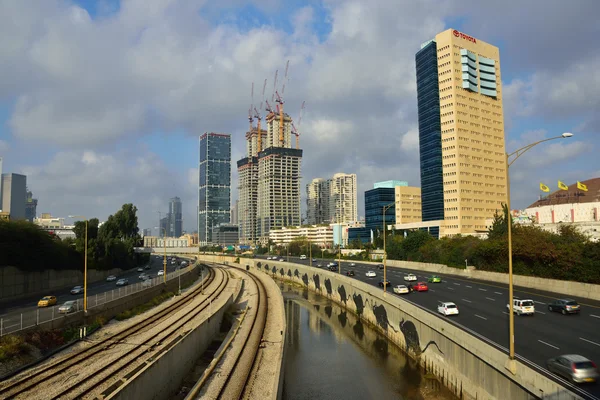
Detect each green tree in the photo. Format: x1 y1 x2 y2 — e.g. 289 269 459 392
487 204 510 240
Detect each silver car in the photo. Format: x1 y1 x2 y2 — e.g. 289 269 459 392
59 301 77 314
546 354 598 383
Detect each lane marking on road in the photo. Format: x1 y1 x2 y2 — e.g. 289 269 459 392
485 297 495 301
535 311 546 315
479 288 487 292
591 314 600 319
494 292 503 295
462 298 472 303
580 337 600 347
475 314 487 320
538 340 559 350
448 287 455 290
534 301 546 305
429 289 435 292
466 285 473 288
454 283 461 286
502 311 509 315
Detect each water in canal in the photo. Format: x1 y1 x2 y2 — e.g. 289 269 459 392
281 282 455 400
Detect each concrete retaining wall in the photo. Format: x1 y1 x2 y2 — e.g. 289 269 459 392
199 255 581 400
0 265 124 305
106 283 237 400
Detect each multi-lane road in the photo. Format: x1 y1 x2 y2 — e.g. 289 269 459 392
0 255 184 324
260 255 600 399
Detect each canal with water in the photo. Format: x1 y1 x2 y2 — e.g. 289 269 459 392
281 282 456 400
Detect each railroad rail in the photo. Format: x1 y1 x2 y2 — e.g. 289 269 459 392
0 265 228 400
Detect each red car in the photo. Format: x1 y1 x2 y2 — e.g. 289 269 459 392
414 282 429 292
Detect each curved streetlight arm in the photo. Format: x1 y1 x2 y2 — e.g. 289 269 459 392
507 135 570 167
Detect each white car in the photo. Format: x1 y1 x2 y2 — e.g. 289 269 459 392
106 275 117 282
70 286 83 295
393 285 409 294
157 270 164 276
404 274 417 282
137 267 144 272
350 262 356 267
59 301 77 314
300 255 307 260
507 299 535 315
365 271 377 278
438 302 459 316
279 258 284 262
266 256 272 260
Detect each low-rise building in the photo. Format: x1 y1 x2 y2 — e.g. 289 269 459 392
211 223 239 246
143 236 189 248
269 225 333 246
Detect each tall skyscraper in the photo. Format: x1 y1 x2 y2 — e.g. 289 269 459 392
239 104 302 245
365 181 404 234
1 173 27 220
306 173 357 224
168 196 183 237
416 29 507 238
230 199 238 226
199 132 231 245
25 188 38 222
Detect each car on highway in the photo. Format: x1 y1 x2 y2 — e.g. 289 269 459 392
349 262 356 267
157 270 164 276
414 282 428 292
70 286 83 295
377 264 384 270
312 258 317 263
393 285 409 294
404 273 417 282
137 267 144 272
428 275 442 283
548 299 581 315
144 265 151 270
116 278 129 286
508 299 535 315
378 279 391 288
346 270 355 277
266 256 272 260
300 255 307 260
106 275 117 282
437 301 459 316
365 271 377 278
328 265 339 272
59 301 77 314
38 296 58 307
546 355 598 383
138 273 148 280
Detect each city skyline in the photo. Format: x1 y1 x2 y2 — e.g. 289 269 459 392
0 1 598 232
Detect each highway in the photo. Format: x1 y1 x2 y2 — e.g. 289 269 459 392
259 255 600 400
0 255 187 329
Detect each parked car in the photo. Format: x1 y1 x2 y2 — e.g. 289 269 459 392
365 271 377 278
393 285 409 294
404 273 417 282
38 296 58 307
414 282 429 292
106 275 117 282
507 299 535 315
548 299 581 315
346 270 355 277
437 302 459 316
70 286 83 295
116 278 129 286
428 275 442 283
378 279 391 287
546 355 598 383
59 301 77 314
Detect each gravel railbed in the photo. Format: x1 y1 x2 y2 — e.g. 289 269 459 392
1 267 227 400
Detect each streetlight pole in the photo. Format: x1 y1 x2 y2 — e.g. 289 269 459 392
382 202 400 293
504 132 573 374
309 239 312 267
70 216 88 313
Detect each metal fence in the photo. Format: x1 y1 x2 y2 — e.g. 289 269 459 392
0 267 192 337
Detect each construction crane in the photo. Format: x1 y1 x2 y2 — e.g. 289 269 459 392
248 82 254 132
291 101 305 149
271 70 278 103
275 90 285 146
255 78 267 152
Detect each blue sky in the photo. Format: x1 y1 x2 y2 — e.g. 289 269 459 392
1 0 598 233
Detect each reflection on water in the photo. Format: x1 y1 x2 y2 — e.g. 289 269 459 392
282 283 455 400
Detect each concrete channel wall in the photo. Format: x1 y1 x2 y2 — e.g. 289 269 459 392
106 286 238 400
0 265 124 305
198 255 581 400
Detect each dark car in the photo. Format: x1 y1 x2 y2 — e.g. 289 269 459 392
378 279 391 287
548 299 581 315
378 264 384 270
346 270 355 277
329 265 338 272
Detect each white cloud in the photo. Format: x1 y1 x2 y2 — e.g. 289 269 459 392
400 128 419 152
0 140 9 153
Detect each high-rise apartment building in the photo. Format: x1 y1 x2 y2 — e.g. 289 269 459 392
230 199 238 226
395 186 422 224
1 173 27 220
167 197 183 237
306 173 357 225
199 133 231 245
25 188 38 222
416 29 507 238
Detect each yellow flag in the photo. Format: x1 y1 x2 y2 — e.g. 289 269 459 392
558 181 569 191
539 183 550 192
577 181 588 192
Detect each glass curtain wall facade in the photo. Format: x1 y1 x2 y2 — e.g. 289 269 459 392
364 188 396 235
416 40 444 238
199 133 232 245
168 197 183 237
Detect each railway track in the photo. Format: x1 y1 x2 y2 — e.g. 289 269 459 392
189 265 269 400
0 265 229 400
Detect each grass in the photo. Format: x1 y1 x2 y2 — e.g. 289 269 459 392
0 335 29 362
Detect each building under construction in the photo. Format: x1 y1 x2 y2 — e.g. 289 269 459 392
237 72 303 245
